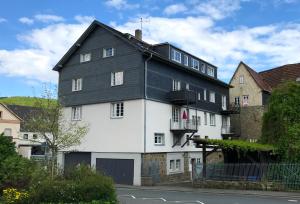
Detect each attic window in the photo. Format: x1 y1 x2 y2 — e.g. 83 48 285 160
239 75 244 84
80 53 91 63
171 49 181 63
103 48 115 58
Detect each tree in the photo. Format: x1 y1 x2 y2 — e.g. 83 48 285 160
25 89 89 177
261 81 300 162
0 133 17 162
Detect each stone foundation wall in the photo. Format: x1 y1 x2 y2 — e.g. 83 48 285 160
207 151 224 164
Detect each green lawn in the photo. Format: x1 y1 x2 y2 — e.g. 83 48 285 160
0 96 56 107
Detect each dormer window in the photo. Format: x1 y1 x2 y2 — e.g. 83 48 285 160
171 49 181 63
207 66 214 77
183 55 189 66
201 63 206 73
103 48 115 58
191 58 199 70
80 53 91 63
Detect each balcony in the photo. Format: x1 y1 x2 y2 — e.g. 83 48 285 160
221 125 239 139
170 119 198 135
168 90 197 105
221 103 240 115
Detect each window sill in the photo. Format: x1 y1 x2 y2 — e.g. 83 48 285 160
103 55 114 58
110 116 124 119
72 90 82 92
169 170 183 174
80 60 91 64
71 119 82 121
154 144 165 146
111 84 123 87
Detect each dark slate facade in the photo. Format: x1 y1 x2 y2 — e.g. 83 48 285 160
56 20 229 114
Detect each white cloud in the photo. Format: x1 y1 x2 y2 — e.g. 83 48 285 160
34 14 65 23
163 4 187 15
0 17 7 23
105 0 139 10
193 0 241 20
74 15 95 24
19 17 34 25
0 19 90 83
114 16 300 80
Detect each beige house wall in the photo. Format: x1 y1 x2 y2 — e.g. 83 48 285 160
229 63 263 106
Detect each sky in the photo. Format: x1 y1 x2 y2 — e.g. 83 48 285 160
0 0 300 97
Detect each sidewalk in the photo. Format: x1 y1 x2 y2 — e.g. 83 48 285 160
116 184 300 199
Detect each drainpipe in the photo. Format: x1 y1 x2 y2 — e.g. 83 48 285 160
144 53 153 153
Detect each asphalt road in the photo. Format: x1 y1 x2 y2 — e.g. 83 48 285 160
117 187 300 204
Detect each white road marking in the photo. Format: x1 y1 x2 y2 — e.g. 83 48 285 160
117 194 136 199
288 200 298 202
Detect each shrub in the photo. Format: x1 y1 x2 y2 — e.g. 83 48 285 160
29 165 117 203
2 188 29 204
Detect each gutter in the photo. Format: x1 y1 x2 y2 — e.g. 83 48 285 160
143 53 153 153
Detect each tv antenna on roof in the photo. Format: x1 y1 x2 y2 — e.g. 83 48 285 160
139 17 150 31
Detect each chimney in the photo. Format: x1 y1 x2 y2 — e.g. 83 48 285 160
135 29 142 41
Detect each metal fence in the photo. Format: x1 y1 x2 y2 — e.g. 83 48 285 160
193 163 300 190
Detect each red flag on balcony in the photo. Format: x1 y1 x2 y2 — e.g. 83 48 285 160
182 110 187 120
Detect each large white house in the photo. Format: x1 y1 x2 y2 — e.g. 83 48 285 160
54 20 231 185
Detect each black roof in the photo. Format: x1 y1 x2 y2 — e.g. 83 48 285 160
52 20 230 88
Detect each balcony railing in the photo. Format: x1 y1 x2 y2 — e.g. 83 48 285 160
221 125 235 135
168 90 197 105
221 103 240 114
170 119 198 132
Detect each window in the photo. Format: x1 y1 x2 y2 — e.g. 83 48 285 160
209 91 215 103
185 83 190 90
203 89 207 101
198 93 201 101
33 134 38 139
192 115 197 126
210 113 216 126
249 138 257 143
72 78 82 92
172 107 180 122
191 58 199 70
197 116 201 126
23 134 28 140
111 71 123 86
172 80 181 91
201 63 206 73
242 95 249 106
171 49 181 63
80 53 91 63
4 128 12 136
207 66 214 77
0 111 2 119
170 160 175 170
154 133 165 145
234 97 240 106
183 55 189 66
239 75 244 84
204 112 207 125
111 102 124 118
196 158 201 164
175 159 181 170
103 47 115 58
222 95 227 110
71 106 82 121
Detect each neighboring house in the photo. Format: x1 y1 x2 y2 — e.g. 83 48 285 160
229 61 300 141
0 104 47 159
53 20 231 185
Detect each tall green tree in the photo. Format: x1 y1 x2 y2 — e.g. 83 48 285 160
261 81 300 161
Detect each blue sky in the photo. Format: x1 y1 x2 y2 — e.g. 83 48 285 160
0 0 300 97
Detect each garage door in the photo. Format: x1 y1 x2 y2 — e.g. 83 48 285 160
96 158 134 185
64 152 91 171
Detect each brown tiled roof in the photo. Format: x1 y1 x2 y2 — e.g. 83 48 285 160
259 63 300 89
240 62 272 92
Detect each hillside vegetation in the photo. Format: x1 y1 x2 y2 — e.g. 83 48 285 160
0 96 56 107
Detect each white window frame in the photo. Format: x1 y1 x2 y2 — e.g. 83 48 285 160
209 91 215 103
172 80 181 91
210 113 216 126
183 55 189 66
172 106 180 122
242 95 249 106
23 134 28 140
201 63 206 73
80 53 91 63
170 160 175 171
111 71 124 86
71 106 82 121
203 89 207 101
103 47 115 58
191 58 199 70
171 49 181 63
185 83 190 90
4 128 12 136
111 102 124 118
72 78 82 92
207 66 214 77
154 133 165 146
222 95 227 110
198 93 201 101
175 159 181 170
239 75 244 84
197 116 201 126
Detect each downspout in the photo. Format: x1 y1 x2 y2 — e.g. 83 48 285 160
144 53 153 153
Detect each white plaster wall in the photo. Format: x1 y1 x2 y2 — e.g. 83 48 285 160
91 152 141 186
166 152 184 175
62 99 144 153
145 100 222 153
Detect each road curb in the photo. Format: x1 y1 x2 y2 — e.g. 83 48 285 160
116 184 300 199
